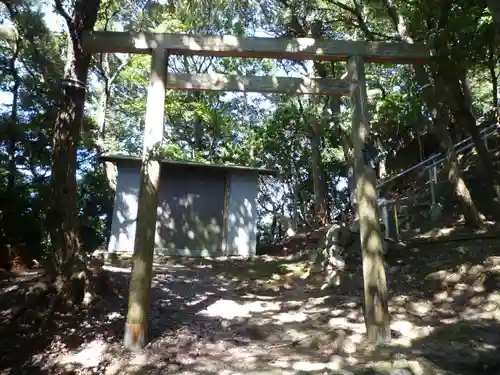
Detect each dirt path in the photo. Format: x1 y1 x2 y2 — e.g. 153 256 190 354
2 239 500 374
48 262 357 375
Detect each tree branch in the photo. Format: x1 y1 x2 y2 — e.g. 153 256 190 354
108 56 130 86
53 0 74 35
325 0 380 41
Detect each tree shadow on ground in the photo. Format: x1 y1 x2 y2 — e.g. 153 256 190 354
2 236 500 374
370 319 500 375
416 319 500 374
0 263 237 374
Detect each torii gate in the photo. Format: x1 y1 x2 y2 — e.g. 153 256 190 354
82 31 431 350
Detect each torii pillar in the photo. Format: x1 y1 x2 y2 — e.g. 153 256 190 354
348 55 390 344
124 48 168 350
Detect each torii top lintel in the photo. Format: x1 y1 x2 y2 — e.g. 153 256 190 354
83 31 431 64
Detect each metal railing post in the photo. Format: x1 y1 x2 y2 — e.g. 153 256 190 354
429 167 436 206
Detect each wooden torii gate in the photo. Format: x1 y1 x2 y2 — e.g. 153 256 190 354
82 31 431 350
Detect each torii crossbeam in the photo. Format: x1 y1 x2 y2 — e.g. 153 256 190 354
83 31 430 63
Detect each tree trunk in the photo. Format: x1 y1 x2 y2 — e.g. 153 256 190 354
270 211 280 240
7 46 19 200
193 92 204 153
310 120 329 226
434 105 483 228
339 128 357 211
95 82 117 192
327 78 357 212
298 99 329 227
436 61 500 203
382 0 486 224
4 37 20 250
50 0 101 278
277 14 333 227
95 52 129 193
460 74 474 114
487 42 498 109
487 0 500 43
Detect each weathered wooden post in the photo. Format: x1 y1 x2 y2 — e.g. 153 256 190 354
348 55 390 345
124 48 167 351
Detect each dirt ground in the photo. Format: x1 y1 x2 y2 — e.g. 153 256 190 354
1 237 500 375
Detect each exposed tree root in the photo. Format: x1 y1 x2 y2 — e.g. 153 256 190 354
4 251 113 333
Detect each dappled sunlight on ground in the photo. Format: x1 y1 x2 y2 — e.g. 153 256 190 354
2 238 500 374
404 216 500 241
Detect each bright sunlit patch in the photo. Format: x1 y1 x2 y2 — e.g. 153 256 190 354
198 298 281 319
56 339 108 368
272 311 308 324
241 293 276 300
330 308 345 316
106 312 122 320
185 294 211 306
326 355 344 371
271 358 291 368
0 285 19 293
292 360 328 372
103 265 131 273
391 320 417 339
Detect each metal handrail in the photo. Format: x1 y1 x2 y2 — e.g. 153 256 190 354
376 123 499 189
424 125 499 170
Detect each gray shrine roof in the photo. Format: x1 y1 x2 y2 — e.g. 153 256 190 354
100 154 278 176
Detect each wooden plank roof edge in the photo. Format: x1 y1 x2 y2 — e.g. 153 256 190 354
100 154 278 176
82 31 432 63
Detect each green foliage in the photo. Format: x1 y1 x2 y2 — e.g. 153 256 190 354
77 165 114 251
1 0 499 262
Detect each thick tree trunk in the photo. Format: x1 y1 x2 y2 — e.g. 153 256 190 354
7 50 19 200
50 87 86 271
4 39 20 251
487 43 498 109
50 0 101 278
437 61 500 204
487 0 500 43
0 3 21 258
434 105 483 228
423 72 485 225
441 64 494 163
298 98 329 227
383 0 486 224
310 120 329 226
